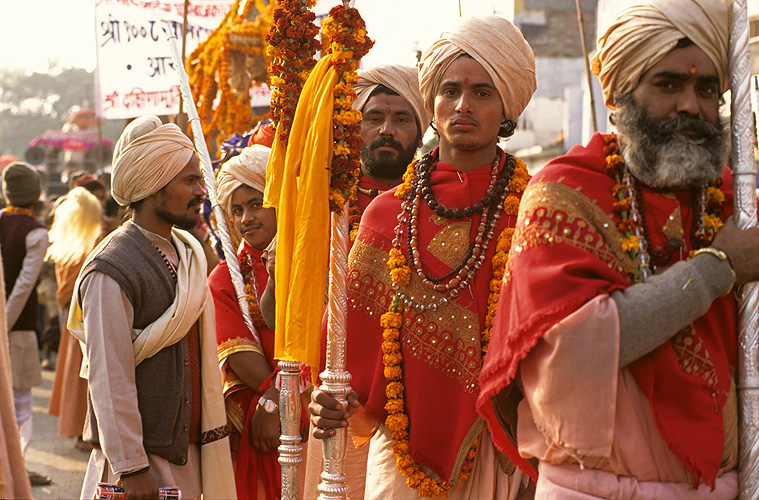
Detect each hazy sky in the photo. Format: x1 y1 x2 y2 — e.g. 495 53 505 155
0 0 512 74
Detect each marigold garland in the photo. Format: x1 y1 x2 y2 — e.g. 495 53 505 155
604 133 724 282
382 156 529 497
322 5 374 212
266 0 320 144
188 0 274 150
4 206 33 216
238 251 269 329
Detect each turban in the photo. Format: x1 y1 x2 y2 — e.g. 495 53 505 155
2 162 40 207
418 16 536 121
592 0 730 109
217 144 270 215
111 115 195 206
353 65 431 134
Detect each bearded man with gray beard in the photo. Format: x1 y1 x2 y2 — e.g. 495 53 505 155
476 1 759 498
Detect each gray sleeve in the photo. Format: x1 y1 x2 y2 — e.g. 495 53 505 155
613 252 734 367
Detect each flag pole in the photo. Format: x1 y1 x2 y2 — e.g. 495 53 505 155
165 24 263 348
729 1 759 498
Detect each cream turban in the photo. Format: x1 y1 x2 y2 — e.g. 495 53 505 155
418 16 536 121
217 144 270 215
353 65 431 134
111 115 195 206
592 0 730 109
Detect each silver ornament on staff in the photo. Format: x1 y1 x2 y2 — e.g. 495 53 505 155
165 24 263 349
730 1 759 499
318 205 352 500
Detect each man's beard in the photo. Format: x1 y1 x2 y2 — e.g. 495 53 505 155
360 136 418 180
156 196 203 231
614 94 729 190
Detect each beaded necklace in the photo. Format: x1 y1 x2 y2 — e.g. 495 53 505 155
604 133 725 282
152 244 178 282
349 185 386 242
238 251 268 328
381 151 529 497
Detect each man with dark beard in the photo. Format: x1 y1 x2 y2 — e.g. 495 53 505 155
68 116 236 500
349 65 430 242
476 1 759 498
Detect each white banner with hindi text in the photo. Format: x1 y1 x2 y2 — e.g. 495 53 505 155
94 0 232 120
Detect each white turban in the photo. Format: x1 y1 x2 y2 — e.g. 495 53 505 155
111 115 195 206
592 0 730 109
217 144 270 215
353 65 431 134
418 16 536 121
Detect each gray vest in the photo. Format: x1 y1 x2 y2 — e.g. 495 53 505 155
79 223 193 465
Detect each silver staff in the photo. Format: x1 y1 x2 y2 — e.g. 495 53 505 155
318 205 352 500
730 1 759 498
165 24 262 348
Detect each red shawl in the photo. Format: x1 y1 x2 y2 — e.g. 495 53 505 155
347 148 520 484
477 132 737 487
209 241 279 500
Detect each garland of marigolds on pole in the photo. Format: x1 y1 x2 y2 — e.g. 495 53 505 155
266 0 320 144
322 5 373 212
187 0 273 149
383 157 530 497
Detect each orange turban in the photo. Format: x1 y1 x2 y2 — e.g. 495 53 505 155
592 0 730 109
111 115 195 206
418 16 536 121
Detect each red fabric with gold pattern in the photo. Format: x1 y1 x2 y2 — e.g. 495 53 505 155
208 241 278 500
347 148 520 483
477 132 737 488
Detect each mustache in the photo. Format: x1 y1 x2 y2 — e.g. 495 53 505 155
187 196 204 208
369 136 404 151
647 115 722 144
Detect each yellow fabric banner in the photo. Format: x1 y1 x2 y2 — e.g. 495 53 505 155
264 54 337 382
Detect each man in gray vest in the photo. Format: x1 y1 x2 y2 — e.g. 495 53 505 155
0 162 50 486
69 115 236 500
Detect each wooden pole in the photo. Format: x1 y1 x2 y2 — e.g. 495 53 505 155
575 0 598 132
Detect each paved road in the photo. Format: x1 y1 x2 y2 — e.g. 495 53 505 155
26 366 88 500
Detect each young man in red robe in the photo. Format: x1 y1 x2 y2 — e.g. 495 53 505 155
477 1 759 498
209 144 283 499
309 17 537 499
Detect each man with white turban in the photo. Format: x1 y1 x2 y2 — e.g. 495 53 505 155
70 115 236 499
310 17 536 499
478 1 759 498
208 144 298 499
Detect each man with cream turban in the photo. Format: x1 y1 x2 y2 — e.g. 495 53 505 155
310 16 535 499
208 144 298 500
71 115 236 500
478 1 759 498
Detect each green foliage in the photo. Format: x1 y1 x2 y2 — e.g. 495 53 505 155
0 67 124 158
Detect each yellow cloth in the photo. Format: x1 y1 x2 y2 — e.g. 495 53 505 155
264 55 337 381
68 228 237 500
353 65 431 134
217 144 271 214
592 0 730 109
418 16 536 121
111 115 195 206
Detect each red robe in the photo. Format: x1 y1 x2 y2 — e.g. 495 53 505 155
347 148 521 484
209 242 278 500
478 132 737 487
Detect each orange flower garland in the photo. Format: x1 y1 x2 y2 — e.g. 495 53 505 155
383 157 529 497
4 206 33 216
321 5 374 212
188 0 273 149
604 133 724 282
266 0 320 144
239 252 268 329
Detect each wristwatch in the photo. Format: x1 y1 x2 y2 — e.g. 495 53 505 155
258 396 279 414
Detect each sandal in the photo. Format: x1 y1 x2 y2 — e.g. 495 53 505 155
27 470 52 486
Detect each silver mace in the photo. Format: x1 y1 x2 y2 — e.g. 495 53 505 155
165 24 263 349
731 1 759 498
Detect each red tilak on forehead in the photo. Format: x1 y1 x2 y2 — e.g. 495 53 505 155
463 77 470 85
689 65 697 75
